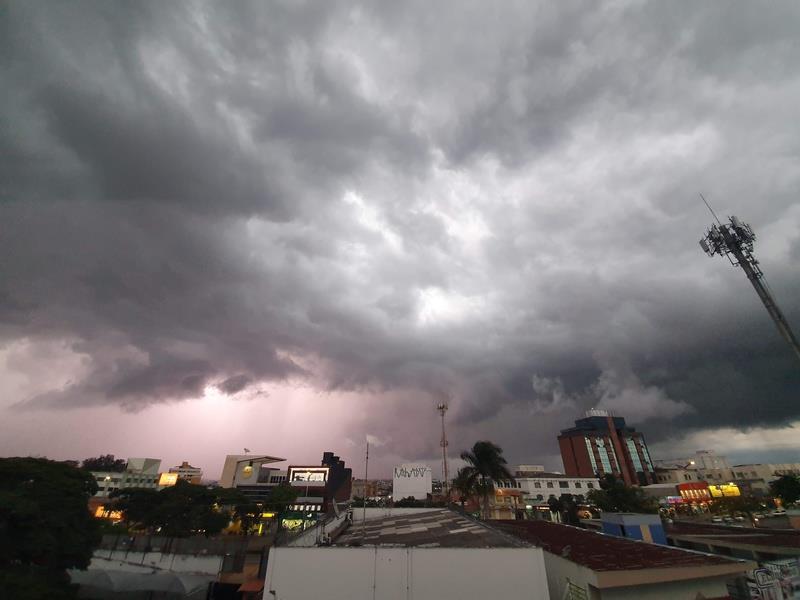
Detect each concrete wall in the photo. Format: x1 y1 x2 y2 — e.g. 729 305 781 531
90 551 223 575
351 507 441 523
265 547 550 600
392 464 432 500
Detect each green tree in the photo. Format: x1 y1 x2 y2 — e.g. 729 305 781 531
459 441 515 520
770 475 800 506
112 480 233 537
80 455 126 472
452 467 477 509
264 483 298 519
0 457 101 599
587 474 657 513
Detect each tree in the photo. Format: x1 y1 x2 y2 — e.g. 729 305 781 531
559 494 581 526
0 457 101 599
452 467 477 509
111 480 234 537
770 475 800 506
459 441 515 520
587 474 658 514
80 455 126 472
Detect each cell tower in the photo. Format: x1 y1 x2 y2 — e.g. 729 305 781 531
699 200 800 363
436 402 450 499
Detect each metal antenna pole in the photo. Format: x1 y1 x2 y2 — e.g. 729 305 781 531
436 403 450 500
362 441 368 537
700 211 800 364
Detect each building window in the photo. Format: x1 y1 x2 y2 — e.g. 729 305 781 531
559 482 569 488
587 483 594 489
534 482 541 488
574 482 582 488
546 482 554 488
596 438 613 473
626 438 644 473
584 437 598 473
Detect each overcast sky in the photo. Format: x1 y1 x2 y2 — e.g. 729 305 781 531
2 1 799 479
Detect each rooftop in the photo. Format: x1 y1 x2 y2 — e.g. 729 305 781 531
491 520 744 571
667 521 800 550
336 509 525 548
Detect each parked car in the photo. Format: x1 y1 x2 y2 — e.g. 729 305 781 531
711 516 723 523
734 516 746 522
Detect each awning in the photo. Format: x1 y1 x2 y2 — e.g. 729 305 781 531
238 579 265 593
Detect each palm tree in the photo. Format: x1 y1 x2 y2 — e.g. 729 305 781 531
459 441 515 520
452 467 476 510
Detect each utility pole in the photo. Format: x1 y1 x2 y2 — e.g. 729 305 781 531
699 203 800 364
362 441 368 537
436 403 450 500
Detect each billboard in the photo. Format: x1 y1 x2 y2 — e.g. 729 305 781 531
393 464 432 500
288 467 329 486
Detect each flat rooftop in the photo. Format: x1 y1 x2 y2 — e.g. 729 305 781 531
491 520 744 571
668 521 800 550
336 509 525 548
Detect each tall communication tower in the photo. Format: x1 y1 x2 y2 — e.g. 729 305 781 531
436 402 450 499
699 199 800 363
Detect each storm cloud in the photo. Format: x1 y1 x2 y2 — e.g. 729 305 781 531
1 1 799 472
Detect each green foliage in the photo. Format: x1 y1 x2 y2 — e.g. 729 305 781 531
459 441 515 519
452 467 477 507
264 483 299 516
770 474 800 505
394 496 426 508
586 474 658 514
714 495 764 516
80 455 127 473
111 480 234 537
0 457 101 600
548 494 581 525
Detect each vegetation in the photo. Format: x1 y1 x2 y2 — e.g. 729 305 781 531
452 467 476 509
587 474 658 513
0 457 101 600
770 474 800 506
459 441 515 520
547 494 581 525
713 495 764 520
111 480 235 537
80 455 127 472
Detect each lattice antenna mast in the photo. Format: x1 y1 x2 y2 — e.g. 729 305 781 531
436 403 450 499
699 201 800 363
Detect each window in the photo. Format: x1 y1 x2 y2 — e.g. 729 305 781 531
626 438 644 473
585 437 598 473
587 482 594 489
559 481 569 488
534 482 541 489
546 482 554 488
574 482 582 489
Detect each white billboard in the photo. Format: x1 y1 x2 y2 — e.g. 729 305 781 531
393 464 432 500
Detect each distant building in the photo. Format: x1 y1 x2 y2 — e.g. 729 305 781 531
601 513 667 545
286 451 352 516
168 461 203 484
558 409 655 486
90 458 161 498
219 453 287 502
513 467 599 506
729 462 800 496
392 463 432 500
654 450 733 484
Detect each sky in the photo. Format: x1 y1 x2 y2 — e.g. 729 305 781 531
1 1 799 480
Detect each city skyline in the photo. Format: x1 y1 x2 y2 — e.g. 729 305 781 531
2 2 800 478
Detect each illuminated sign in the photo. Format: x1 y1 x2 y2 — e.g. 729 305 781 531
708 483 741 498
288 467 328 486
158 473 179 486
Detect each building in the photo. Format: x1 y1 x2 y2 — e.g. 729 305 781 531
653 466 699 484
600 512 667 544
219 453 287 501
513 467 599 506
168 461 203 484
642 481 713 508
392 463 432 500
91 458 161 498
667 521 800 562
493 519 756 600
558 409 655 486
655 450 733 484
489 481 524 519
286 451 352 516
730 462 800 497
265 508 551 600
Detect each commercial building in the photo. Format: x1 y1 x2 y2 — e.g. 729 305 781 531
655 450 733 484
392 463 432 500
512 467 599 505
219 453 287 502
265 508 551 600
286 451 352 516
168 461 203 484
493 519 756 600
90 457 161 498
729 462 800 497
558 409 655 486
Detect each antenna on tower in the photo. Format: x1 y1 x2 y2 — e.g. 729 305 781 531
699 204 800 364
436 402 450 500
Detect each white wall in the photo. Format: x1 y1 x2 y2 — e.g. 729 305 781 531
351 507 441 523
265 547 550 600
392 464 432 500
90 551 223 575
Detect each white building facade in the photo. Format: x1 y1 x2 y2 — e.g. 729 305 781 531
514 472 600 504
91 458 161 498
392 463 432 500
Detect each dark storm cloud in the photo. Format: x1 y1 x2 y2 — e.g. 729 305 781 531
1 0 799 460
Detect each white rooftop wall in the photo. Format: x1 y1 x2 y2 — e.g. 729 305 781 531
265 547 549 600
392 463 432 500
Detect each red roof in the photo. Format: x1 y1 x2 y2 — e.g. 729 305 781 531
491 520 739 571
